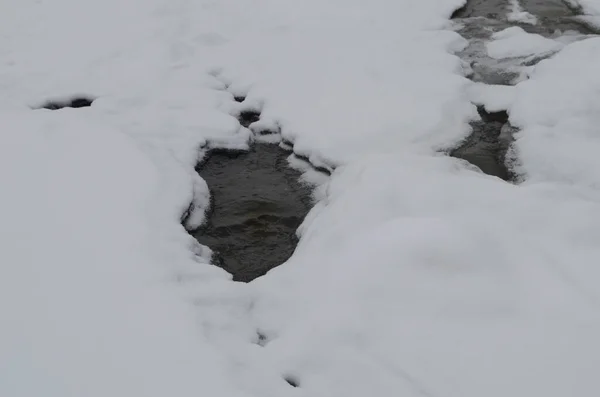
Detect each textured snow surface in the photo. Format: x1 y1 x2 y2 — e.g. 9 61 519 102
2 0 600 396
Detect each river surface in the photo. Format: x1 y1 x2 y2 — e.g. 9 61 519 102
450 0 595 180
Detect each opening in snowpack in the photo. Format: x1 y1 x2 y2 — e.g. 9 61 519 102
191 105 313 282
37 96 95 110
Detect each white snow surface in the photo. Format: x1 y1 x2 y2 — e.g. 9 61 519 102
486 26 564 59
467 82 516 112
509 37 600 190
2 0 600 397
574 0 600 15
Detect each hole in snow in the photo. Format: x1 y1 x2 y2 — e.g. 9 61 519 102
255 331 268 346
191 107 313 282
37 96 95 110
476 105 509 123
450 119 516 181
239 110 261 128
234 95 246 103
284 375 300 388
192 144 312 282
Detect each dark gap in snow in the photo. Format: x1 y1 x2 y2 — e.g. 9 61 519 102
190 105 314 282
255 129 279 136
476 105 509 123
255 331 268 346
239 110 261 128
234 95 246 103
284 376 300 388
450 119 515 181
450 0 507 19
192 144 312 282
450 4 468 19
37 96 95 110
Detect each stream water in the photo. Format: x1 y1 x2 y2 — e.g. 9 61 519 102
450 0 594 180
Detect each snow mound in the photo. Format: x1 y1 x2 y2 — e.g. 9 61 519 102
486 27 563 59
251 153 600 397
467 82 516 112
509 37 600 190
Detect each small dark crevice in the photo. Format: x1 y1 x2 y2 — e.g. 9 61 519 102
234 95 246 103
476 105 509 123
255 331 268 346
239 110 261 128
284 376 300 388
450 3 469 19
37 96 95 110
255 130 276 136
180 201 195 225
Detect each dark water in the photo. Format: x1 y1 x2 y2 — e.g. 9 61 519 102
193 144 312 282
37 96 95 110
450 0 594 180
450 107 515 180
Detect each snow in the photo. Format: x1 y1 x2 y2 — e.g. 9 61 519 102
507 0 538 24
2 0 600 396
467 82 516 112
574 0 600 15
570 0 600 27
486 27 564 59
509 37 600 190
0 110 245 397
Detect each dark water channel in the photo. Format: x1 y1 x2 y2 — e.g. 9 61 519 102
450 0 594 180
193 134 312 282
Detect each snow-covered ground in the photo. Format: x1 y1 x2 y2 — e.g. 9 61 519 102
2 0 600 396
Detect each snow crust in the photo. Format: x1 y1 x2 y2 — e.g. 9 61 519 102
2 0 600 396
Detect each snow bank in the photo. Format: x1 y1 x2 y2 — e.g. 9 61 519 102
0 1 252 395
509 37 600 190
207 0 474 165
250 153 600 397
0 110 246 397
486 27 563 59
